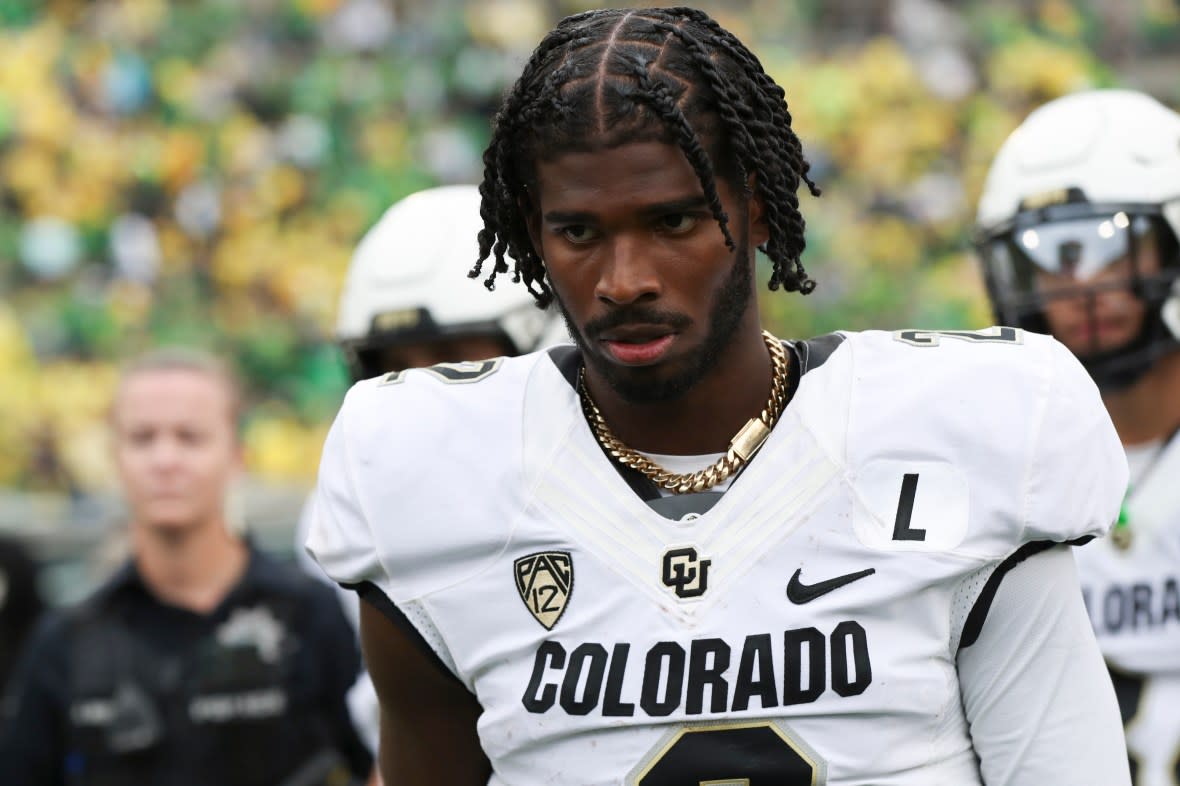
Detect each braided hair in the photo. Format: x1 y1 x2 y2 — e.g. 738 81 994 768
471 6 821 308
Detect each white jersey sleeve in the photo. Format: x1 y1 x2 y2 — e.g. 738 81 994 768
841 329 1127 559
1022 336 1128 546
307 358 529 596
958 544 1130 786
305 380 386 591
305 354 548 686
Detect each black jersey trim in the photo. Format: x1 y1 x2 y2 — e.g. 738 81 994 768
344 580 469 692
548 344 581 389
790 332 846 375
958 535 1095 650
615 463 664 501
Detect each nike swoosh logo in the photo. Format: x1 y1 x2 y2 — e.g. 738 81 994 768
786 567 876 604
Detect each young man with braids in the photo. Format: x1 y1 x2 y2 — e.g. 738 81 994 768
308 8 1130 784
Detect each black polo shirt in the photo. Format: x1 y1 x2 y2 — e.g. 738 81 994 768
0 544 372 786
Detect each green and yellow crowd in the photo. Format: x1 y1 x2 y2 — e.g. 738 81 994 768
0 0 1176 495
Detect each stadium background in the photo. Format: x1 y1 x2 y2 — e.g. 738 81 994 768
1 0 1177 601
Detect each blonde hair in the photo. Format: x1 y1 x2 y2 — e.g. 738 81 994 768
112 347 245 437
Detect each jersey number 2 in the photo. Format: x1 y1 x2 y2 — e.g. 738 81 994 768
379 358 503 385
893 326 1022 347
631 721 824 785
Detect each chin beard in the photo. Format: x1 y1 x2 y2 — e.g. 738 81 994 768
554 241 754 405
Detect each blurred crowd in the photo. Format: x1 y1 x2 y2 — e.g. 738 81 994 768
0 0 1176 500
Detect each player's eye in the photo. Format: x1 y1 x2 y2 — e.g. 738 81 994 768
127 428 155 446
177 428 207 446
560 224 599 244
659 213 699 234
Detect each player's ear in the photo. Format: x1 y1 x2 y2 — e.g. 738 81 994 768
747 175 769 249
520 188 544 260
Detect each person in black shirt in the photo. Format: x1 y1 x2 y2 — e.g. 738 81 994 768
0 348 373 786
0 535 44 702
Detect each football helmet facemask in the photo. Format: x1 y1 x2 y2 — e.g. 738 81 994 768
976 89 1180 390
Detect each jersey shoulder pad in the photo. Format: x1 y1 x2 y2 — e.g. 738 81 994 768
836 328 1126 559
308 351 553 601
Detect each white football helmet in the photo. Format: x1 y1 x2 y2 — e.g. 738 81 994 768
336 185 567 380
976 89 1180 389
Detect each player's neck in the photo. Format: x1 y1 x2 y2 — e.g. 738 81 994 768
132 517 249 614
583 322 774 455
1102 351 1180 446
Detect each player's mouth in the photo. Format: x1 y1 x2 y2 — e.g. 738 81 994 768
599 328 678 365
1070 316 1134 350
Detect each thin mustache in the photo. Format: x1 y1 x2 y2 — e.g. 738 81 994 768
584 308 691 339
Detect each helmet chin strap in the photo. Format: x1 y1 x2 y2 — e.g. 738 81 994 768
1078 309 1180 391
1051 268 1180 392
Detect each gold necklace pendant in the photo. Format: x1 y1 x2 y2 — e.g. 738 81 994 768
579 330 791 494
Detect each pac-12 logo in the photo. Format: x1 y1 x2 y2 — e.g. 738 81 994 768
515 552 573 630
662 546 710 599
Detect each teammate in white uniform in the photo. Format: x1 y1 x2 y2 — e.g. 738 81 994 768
976 89 1180 786
330 185 566 389
309 8 1131 784
295 184 565 754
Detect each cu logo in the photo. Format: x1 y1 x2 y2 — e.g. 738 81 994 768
661 546 711 599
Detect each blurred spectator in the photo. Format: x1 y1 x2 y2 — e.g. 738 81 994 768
4 0 1176 496
0 535 45 704
0 347 372 785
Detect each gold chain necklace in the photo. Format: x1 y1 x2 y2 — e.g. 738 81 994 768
578 330 791 494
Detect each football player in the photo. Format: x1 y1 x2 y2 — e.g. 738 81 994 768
976 88 1180 785
309 8 1131 784
332 184 567 385
296 184 566 756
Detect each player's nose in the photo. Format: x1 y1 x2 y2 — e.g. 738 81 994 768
594 234 661 306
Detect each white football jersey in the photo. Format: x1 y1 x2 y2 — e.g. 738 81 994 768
309 327 1127 785
1075 432 1180 786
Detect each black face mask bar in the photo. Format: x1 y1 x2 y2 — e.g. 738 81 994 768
978 205 1180 390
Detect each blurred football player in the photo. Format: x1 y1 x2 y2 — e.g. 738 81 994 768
297 184 565 757
333 184 567 386
309 8 1130 784
977 88 1180 785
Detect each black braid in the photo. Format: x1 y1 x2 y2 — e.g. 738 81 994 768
474 6 821 306
472 26 585 303
678 8 821 292
624 52 735 251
